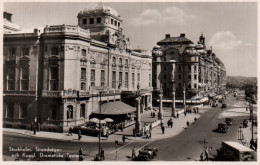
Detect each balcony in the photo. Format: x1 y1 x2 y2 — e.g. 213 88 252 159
4 91 36 96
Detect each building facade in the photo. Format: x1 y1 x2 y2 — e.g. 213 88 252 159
3 11 22 34
3 4 152 132
152 33 226 103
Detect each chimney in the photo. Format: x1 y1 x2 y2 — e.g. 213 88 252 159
165 34 171 38
180 33 185 37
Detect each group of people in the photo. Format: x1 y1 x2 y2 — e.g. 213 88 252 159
31 122 41 135
250 138 257 151
200 147 211 161
184 107 199 116
167 118 173 128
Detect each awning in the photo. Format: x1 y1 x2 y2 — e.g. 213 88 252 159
92 101 135 115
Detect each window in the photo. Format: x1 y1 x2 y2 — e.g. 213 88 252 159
83 18 87 24
51 105 57 120
194 83 197 88
97 17 101 24
50 67 59 91
112 71 116 88
125 72 128 88
164 66 166 71
113 56 116 63
21 67 29 90
188 74 191 80
188 83 191 88
6 103 14 118
125 59 128 67
23 48 29 56
91 69 95 81
179 83 181 88
80 104 85 118
82 49 86 57
80 82 85 90
51 47 59 55
178 66 181 73
188 65 191 70
178 74 181 79
164 74 166 80
7 68 15 90
132 73 135 88
90 18 94 24
9 48 16 59
101 70 105 82
101 82 105 86
20 103 27 119
91 82 95 86
119 58 122 65
149 74 151 87
111 19 114 25
114 20 117 26
118 22 120 27
194 74 197 80
81 68 86 80
164 57 166 61
119 72 122 87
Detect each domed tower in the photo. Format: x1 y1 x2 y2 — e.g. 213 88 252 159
78 3 124 45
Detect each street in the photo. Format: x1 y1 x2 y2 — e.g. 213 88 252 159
3 94 254 161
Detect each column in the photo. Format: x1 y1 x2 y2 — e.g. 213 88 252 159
183 84 186 111
156 58 161 89
135 97 141 132
159 93 163 120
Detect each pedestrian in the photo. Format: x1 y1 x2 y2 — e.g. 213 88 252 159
162 126 165 134
167 120 170 128
100 147 105 160
177 113 179 118
194 117 197 122
132 146 136 160
122 135 126 144
150 124 152 131
33 125 37 135
186 121 190 127
78 130 82 140
149 130 152 139
184 111 186 116
170 121 173 128
65 153 70 161
250 138 255 150
200 153 204 161
37 122 40 132
31 122 33 131
68 127 73 136
204 147 209 161
79 148 83 161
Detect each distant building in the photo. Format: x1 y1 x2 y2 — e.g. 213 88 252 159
3 11 22 33
152 33 226 103
3 3 152 132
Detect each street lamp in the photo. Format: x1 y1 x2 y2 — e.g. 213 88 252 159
169 60 176 117
98 91 105 159
135 84 141 136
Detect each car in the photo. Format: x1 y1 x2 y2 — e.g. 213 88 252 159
217 123 228 133
222 103 227 109
225 118 233 125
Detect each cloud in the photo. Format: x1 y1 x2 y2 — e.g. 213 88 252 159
209 31 242 50
131 6 195 27
245 43 253 47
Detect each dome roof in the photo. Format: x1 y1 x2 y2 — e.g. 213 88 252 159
81 3 120 17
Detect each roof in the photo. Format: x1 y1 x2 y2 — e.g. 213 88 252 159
223 141 255 152
157 36 193 45
92 101 135 115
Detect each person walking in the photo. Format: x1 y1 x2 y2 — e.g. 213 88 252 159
79 148 84 161
68 127 73 136
177 113 179 118
200 153 204 161
100 148 105 160
78 130 82 140
162 126 165 134
33 124 37 135
186 121 190 127
184 111 186 116
65 153 70 161
132 146 136 160
204 147 209 161
122 135 126 144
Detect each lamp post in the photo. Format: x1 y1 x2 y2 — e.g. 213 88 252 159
135 84 141 135
158 85 163 120
170 60 176 117
98 91 105 158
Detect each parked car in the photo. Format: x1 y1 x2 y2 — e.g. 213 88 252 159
225 118 233 125
134 146 158 161
217 123 228 133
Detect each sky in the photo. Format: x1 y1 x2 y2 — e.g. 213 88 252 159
4 1 258 77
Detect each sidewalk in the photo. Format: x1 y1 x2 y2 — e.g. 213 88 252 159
4 107 208 143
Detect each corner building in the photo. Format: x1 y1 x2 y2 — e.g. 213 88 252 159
3 4 152 132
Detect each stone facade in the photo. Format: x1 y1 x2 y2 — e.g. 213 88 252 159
3 4 152 132
152 33 226 102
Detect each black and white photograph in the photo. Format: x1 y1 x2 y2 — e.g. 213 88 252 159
1 0 258 163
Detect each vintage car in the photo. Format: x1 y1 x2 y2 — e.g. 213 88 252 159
217 123 228 133
225 118 233 125
134 146 158 161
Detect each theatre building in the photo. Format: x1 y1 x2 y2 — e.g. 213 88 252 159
3 4 152 132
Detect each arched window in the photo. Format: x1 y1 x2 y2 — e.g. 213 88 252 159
188 83 191 89
119 58 122 64
67 105 73 119
125 59 129 67
194 83 197 88
113 57 116 63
